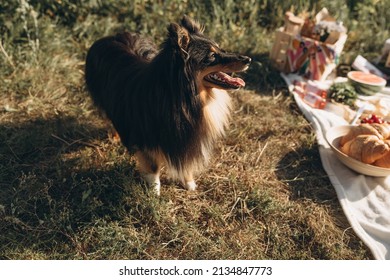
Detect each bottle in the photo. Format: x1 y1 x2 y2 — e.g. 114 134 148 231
302 91 326 109
293 80 326 109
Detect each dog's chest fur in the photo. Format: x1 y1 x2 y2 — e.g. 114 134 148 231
198 88 232 163
202 88 232 140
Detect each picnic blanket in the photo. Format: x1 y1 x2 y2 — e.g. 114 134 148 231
282 73 390 260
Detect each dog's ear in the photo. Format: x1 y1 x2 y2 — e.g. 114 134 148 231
180 15 204 34
168 23 190 52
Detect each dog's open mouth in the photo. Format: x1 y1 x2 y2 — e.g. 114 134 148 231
204 72 245 89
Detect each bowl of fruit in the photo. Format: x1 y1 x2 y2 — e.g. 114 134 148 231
360 114 388 124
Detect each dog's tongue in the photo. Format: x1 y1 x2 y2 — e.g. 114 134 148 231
219 72 245 87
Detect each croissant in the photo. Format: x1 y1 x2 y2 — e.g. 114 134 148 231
340 135 390 164
371 123 390 139
339 123 390 146
374 140 390 168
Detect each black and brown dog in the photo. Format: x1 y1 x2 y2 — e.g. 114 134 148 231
85 16 251 195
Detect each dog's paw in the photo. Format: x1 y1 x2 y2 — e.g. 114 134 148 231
143 173 161 195
152 181 161 196
184 181 197 191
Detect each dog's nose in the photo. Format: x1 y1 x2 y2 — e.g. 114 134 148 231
240 55 251 65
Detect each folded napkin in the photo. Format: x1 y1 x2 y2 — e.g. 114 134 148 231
282 73 390 259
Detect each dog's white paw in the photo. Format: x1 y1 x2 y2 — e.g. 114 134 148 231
185 181 197 191
143 173 161 195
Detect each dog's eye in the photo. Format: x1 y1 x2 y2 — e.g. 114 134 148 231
209 52 217 61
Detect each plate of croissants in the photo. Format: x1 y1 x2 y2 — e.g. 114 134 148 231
325 122 390 176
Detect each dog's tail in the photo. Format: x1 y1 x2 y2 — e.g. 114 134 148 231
113 32 158 61
85 32 158 109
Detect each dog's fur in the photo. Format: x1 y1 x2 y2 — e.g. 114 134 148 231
85 16 251 194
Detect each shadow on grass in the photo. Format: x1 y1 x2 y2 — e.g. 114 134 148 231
240 52 287 95
0 116 154 259
244 52 337 202
275 141 375 259
275 144 337 203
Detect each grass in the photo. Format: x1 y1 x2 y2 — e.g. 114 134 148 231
1 0 387 259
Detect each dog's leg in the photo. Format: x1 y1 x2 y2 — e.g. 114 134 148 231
183 174 197 191
135 151 161 195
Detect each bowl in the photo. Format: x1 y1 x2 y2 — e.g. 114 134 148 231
347 71 386 95
325 125 390 177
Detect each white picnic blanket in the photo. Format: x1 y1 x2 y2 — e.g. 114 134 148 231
282 73 390 260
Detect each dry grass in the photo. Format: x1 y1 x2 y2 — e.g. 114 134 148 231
0 0 378 260
0 84 371 259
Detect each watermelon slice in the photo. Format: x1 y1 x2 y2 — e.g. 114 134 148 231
347 71 386 95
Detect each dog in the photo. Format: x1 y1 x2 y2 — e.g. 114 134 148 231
85 16 251 195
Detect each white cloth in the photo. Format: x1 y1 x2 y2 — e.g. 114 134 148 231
282 73 390 259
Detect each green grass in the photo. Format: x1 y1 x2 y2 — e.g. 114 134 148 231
1 0 387 259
